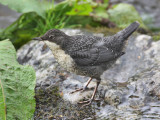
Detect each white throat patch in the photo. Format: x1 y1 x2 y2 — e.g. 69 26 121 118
44 41 75 72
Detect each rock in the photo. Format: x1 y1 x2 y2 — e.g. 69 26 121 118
104 89 123 106
17 29 160 119
0 4 21 29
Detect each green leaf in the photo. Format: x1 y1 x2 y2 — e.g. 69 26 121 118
93 6 109 19
108 3 146 28
66 1 93 16
54 0 72 12
0 12 40 49
0 0 48 18
0 40 36 120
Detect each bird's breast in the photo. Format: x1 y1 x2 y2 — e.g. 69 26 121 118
44 41 75 72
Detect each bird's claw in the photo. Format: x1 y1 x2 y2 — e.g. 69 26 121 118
78 98 101 107
78 99 92 107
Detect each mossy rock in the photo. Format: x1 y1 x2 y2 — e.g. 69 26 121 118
108 3 147 29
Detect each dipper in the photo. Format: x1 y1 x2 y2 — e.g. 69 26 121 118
33 21 140 106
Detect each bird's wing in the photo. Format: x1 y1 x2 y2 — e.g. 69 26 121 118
70 45 124 66
66 35 99 52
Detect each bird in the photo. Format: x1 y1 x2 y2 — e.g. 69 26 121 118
33 21 140 106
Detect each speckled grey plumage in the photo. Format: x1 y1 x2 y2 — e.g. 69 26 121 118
34 22 139 81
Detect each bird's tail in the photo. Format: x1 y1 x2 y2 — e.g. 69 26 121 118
116 21 140 41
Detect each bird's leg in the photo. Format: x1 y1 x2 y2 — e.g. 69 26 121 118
78 80 100 107
70 78 93 94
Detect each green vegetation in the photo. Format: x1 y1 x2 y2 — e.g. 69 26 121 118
0 1 158 119
108 3 146 28
0 0 46 18
0 40 36 120
152 32 160 41
0 0 147 49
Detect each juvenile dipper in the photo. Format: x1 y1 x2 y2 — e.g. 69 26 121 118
33 21 140 106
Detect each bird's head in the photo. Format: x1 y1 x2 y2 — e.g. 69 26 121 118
33 29 68 45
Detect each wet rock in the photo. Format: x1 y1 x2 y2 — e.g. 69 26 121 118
17 29 160 119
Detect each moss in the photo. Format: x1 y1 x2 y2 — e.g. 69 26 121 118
152 33 160 41
51 86 61 97
108 3 146 29
34 84 97 120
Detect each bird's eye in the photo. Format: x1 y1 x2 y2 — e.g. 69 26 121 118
49 35 55 39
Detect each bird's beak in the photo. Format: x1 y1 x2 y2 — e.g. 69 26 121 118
32 37 42 41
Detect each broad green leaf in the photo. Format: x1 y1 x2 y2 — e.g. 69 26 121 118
93 6 109 19
0 0 48 18
108 3 146 28
66 1 93 16
91 0 109 21
0 40 36 120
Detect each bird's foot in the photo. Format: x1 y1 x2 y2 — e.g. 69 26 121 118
69 87 88 94
78 99 93 107
78 98 101 107
70 78 93 94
